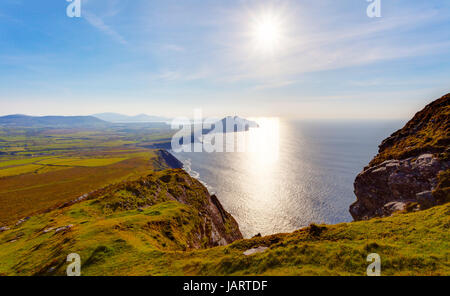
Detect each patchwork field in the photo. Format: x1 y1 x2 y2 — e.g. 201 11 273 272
0 125 176 225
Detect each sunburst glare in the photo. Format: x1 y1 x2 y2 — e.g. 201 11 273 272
249 9 286 55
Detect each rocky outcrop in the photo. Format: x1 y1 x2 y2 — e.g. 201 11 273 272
350 94 450 220
152 149 184 170
89 169 242 246
351 154 448 220
162 170 243 245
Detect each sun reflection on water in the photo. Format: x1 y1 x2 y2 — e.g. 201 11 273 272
246 117 280 166
233 117 285 232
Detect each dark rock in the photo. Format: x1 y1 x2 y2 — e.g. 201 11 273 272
308 224 326 236
351 94 450 220
159 174 172 183
416 190 436 208
207 194 243 245
155 149 183 169
351 153 448 220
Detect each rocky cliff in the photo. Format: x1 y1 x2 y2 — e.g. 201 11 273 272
152 149 184 170
88 169 243 247
350 94 450 220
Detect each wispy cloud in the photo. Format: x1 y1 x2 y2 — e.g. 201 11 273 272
167 1 450 88
161 44 185 52
84 11 127 45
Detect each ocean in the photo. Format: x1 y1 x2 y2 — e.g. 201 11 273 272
172 119 404 238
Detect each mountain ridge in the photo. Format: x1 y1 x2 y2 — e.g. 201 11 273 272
93 113 170 123
0 114 108 128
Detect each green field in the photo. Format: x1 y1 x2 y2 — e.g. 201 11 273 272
35 157 128 167
0 126 176 225
0 125 174 157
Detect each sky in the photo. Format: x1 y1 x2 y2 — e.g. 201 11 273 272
0 0 449 119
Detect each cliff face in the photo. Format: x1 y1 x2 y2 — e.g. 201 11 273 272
89 169 243 246
152 149 184 170
350 94 450 220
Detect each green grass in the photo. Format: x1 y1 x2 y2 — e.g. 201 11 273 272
0 124 176 224
0 164 43 178
0 157 49 168
371 95 449 165
0 148 174 225
36 157 127 167
0 169 448 276
0 125 175 157
0 170 225 275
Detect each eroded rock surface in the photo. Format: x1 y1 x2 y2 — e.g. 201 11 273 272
351 94 449 220
351 154 448 220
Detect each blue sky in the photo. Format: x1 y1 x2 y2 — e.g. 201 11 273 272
0 0 449 119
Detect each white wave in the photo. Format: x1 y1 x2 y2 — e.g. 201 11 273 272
175 156 215 194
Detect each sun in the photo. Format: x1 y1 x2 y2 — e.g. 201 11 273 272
250 11 284 54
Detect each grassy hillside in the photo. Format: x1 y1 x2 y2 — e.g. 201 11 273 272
371 93 449 166
0 169 243 276
0 168 448 276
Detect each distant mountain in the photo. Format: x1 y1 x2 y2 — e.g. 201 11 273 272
170 116 259 147
0 114 108 128
202 116 259 134
93 113 170 123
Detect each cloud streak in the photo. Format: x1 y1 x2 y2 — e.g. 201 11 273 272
84 11 127 45
159 1 450 88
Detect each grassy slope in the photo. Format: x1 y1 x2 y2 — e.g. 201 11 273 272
0 171 448 276
370 94 449 166
188 203 449 276
0 170 235 275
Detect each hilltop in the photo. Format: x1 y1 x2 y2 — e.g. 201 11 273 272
0 115 108 128
93 113 170 123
